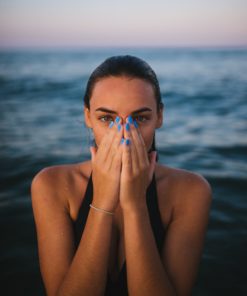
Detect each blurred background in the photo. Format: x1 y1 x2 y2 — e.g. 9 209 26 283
0 1 247 295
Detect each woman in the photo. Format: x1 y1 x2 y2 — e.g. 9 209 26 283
31 55 212 296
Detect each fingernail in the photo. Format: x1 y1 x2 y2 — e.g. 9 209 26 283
133 120 138 128
127 115 133 124
118 124 122 132
109 121 114 128
115 116 120 124
125 139 130 145
125 123 130 131
120 138 125 145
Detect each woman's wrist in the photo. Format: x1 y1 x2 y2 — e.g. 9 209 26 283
121 198 147 215
89 203 114 216
92 196 118 213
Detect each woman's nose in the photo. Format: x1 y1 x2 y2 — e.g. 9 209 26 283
118 115 133 124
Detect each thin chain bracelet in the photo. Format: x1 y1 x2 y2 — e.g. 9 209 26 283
89 203 114 216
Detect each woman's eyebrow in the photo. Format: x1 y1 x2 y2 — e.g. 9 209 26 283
132 107 152 114
95 107 152 114
95 107 117 114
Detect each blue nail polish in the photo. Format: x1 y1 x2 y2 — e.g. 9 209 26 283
120 138 125 145
133 120 138 128
125 139 130 145
115 116 120 123
125 123 130 131
118 124 121 131
109 121 114 128
127 115 133 124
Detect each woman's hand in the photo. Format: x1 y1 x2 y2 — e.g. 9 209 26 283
90 117 124 212
119 116 157 212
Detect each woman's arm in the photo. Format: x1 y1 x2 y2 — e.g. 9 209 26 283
120 117 212 295
122 174 212 296
120 119 176 295
31 169 114 296
31 118 124 296
123 203 176 296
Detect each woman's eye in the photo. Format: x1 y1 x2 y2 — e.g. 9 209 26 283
134 115 148 123
99 115 114 122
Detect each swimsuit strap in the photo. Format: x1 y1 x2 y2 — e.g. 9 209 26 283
73 173 93 247
146 173 166 253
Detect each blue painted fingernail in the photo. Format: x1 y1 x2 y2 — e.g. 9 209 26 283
125 123 130 131
125 139 130 145
120 138 125 145
127 115 133 124
133 120 138 128
118 124 122 131
115 116 120 123
109 121 114 128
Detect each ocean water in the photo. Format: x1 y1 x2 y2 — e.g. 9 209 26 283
0 47 246 295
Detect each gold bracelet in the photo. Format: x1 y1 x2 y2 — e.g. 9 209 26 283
89 203 114 216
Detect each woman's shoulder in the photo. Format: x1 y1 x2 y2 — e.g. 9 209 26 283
31 160 92 219
155 163 212 212
31 160 92 189
156 163 211 191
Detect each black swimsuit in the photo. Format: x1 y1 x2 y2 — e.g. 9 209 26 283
73 173 166 295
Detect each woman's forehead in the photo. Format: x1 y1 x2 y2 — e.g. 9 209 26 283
90 76 156 110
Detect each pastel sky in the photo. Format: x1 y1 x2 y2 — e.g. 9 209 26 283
1 0 247 48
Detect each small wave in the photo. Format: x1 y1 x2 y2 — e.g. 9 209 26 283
209 144 247 157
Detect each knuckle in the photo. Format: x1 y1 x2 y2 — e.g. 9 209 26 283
111 144 118 155
124 156 131 166
140 162 148 171
113 161 121 170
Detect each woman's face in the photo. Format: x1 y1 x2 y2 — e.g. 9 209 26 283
84 76 163 151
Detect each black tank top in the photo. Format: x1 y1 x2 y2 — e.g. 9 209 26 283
73 173 166 295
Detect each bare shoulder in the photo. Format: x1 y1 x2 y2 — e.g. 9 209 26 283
31 160 91 191
156 163 212 199
155 163 212 224
31 160 92 220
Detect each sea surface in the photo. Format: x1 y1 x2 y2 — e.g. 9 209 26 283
0 47 246 295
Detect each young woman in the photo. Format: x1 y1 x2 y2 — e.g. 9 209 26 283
31 55 212 296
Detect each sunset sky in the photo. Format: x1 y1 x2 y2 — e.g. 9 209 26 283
1 0 247 48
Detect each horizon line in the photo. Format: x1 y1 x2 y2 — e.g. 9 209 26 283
0 44 247 52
